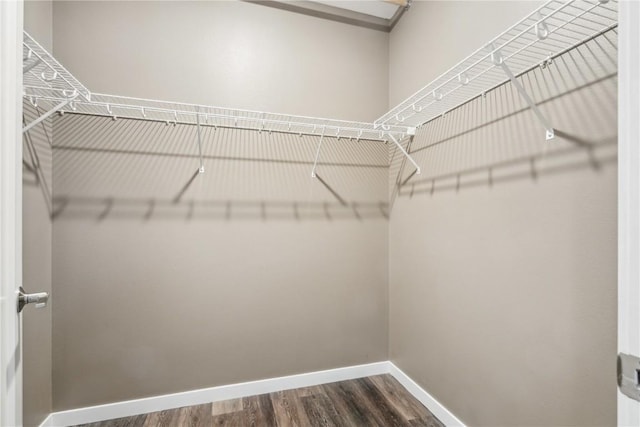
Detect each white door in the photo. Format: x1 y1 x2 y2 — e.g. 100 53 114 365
618 2 640 426
0 1 24 426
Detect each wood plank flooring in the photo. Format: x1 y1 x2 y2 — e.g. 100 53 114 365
73 374 444 427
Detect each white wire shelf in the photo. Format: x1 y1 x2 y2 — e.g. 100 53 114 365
56 93 411 141
23 31 90 102
21 0 618 148
376 0 618 131
21 31 409 142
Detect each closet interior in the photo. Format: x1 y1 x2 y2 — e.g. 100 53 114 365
20 0 619 426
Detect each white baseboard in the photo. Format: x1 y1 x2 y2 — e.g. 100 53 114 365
388 362 466 427
47 361 389 426
42 360 464 427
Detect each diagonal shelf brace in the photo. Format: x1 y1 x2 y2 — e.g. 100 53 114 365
388 133 421 175
491 45 555 140
23 96 77 134
311 127 326 178
196 110 205 174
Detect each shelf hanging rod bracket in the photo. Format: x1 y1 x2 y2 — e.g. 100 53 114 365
387 133 420 175
490 44 554 140
196 110 205 174
311 127 326 178
23 95 77 134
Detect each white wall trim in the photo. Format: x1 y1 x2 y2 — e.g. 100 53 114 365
618 1 640 426
0 1 24 426
388 362 466 427
42 361 465 427
48 362 389 426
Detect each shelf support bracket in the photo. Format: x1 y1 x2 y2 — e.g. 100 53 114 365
195 110 205 174
22 96 76 134
388 133 421 175
491 46 554 140
311 127 326 178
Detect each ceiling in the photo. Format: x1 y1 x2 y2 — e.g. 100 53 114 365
310 0 402 20
244 0 410 32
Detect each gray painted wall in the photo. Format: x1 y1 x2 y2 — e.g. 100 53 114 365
23 1 53 426
51 1 390 410
52 0 389 121
388 2 617 426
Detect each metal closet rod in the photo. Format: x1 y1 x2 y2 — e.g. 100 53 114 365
25 87 412 142
88 92 398 129
56 110 398 142
47 92 413 141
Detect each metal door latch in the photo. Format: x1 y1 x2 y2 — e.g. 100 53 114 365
618 353 640 402
17 286 49 313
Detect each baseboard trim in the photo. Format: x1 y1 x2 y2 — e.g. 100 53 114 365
47 361 389 426
388 362 466 427
44 360 465 427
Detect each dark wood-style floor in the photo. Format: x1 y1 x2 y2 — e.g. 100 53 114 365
74 374 444 427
